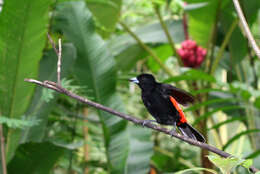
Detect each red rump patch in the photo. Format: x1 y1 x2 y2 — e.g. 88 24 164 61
169 96 187 125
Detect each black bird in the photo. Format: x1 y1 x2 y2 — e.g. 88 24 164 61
130 73 205 142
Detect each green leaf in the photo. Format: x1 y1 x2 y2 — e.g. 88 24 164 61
108 19 184 72
186 0 219 47
164 69 216 83
20 44 76 143
0 116 40 129
86 0 122 32
108 19 184 56
127 126 153 174
7 142 66 174
245 150 260 159
41 88 55 103
254 96 260 109
115 45 146 72
208 155 243 174
190 88 227 95
220 9 247 65
55 2 153 173
193 105 242 126
239 0 260 26
223 129 260 150
184 2 209 11
0 0 52 161
147 45 173 72
185 98 234 112
174 167 218 174
241 159 253 169
208 117 245 130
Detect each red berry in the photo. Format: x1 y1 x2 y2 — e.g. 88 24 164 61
187 40 197 49
177 39 207 68
177 49 185 57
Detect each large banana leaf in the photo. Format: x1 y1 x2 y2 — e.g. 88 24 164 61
7 142 66 174
85 0 122 32
108 19 184 73
55 1 153 173
185 0 220 47
220 9 247 65
108 19 184 56
0 0 51 161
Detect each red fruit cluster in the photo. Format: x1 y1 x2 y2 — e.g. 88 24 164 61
177 40 207 68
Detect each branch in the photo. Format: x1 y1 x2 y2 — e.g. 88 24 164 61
47 33 58 55
57 38 62 85
24 78 259 173
47 34 62 85
232 0 260 59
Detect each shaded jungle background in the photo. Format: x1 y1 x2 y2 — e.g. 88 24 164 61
0 0 260 173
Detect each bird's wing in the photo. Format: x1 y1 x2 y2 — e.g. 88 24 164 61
161 84 195 106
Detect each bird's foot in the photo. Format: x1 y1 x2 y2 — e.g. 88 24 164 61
142 120 156 127
169 127 177 137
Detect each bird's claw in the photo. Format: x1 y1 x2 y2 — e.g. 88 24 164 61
169 127 176 137
142 120 156 127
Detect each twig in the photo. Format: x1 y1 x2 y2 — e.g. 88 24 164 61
232 0 260 59
57 38 62 85
47 33 59 55
24 78 259 173
0 124 7 174
119 21 175 77
47 34 62 84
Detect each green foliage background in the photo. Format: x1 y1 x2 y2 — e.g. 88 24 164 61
0 0 259 173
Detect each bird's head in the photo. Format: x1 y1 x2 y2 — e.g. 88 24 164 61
129 73 157 91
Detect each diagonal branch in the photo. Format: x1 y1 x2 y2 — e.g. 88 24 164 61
232 0 260 59
24 78 259 173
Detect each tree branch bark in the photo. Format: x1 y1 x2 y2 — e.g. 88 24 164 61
24 78 259 173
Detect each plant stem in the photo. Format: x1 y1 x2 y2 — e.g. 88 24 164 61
83 108 89 174
0 124 7 174
68 107 78 173
211 19 238 75
208 117 223 148
154 146 197 170
183 12 189 40
205 0 222 74
119 21 175 77
248 45 258 88
202 2 223 172
153 4 183 66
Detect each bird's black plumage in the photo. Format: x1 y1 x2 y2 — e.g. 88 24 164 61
130 73 205 142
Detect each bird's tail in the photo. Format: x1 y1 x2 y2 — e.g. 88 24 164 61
178 123 205 143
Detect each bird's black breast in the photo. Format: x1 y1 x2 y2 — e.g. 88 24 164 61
141 85 179 125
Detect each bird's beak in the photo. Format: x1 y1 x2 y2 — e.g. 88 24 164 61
129 77 139 84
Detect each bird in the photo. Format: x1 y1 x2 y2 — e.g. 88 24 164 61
129 73 205 143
